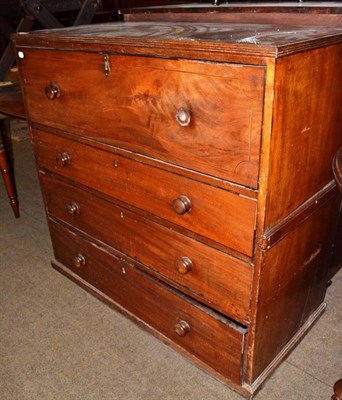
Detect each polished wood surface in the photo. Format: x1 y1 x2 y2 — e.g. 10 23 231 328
251 195 341 379
33 129 257 255
21 50 264 188
14 16 342 398
265 45 342 229
14 22 342 64
49 220 246 385
40 173 253 323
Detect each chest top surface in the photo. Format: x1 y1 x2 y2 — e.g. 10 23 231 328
13 21 342 60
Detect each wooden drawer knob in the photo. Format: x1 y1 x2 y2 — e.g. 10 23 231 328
73 253 86 268
56 152 71 167
172 195 191 215
174 320 190 337
175 107 191 127
65 202 80 217
45 83 60 100
176 256 193 274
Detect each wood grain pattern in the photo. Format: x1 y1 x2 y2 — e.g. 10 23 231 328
31 123 259 199
13 16 342 397
259 182 338 251
21 49 264 188
14 21 342 50
250 195 340 380
33 129 257 256
265 44 342 229
13 22 342 68
41 172 253 323
124 12 342 26
49 220 246 385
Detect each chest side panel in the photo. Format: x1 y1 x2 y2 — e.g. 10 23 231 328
265 44 342 228
20 49 265 189
250 195 340 381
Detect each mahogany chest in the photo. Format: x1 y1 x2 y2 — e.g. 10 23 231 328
13 19 342 397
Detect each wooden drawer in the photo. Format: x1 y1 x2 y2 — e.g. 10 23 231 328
41 173 252 323
21 49 264 188
33 129 257 256
49 221 246 385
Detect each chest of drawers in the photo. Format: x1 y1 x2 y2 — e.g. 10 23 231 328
14 21 342 397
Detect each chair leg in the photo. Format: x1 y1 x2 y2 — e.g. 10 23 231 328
0 119 19 218
332 379 342 400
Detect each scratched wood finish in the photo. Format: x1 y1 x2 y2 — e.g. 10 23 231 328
250 195 341 380
265 44 342 229
49 220 246 385
13 22 342 63
33 129 257 256
15 21 342 48
21 49 264 188
13 17 342 398
41 172 253 323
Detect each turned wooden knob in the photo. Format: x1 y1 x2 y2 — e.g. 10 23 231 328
176 256 193 274
172 195 191 215
56 152 71 167
73 253 85 268
45 83 60 100
175 107 191 127
332 379 342 400
66 202 80 217
174 320 190 337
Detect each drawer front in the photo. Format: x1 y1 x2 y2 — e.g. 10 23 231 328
21 49 264 188
41 173 252 323
49 221 246 384
34 129 256 256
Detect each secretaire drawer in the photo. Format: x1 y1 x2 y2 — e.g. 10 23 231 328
33 129 256 256
41 173 252 323
49 221 246 385
21 49 264 188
